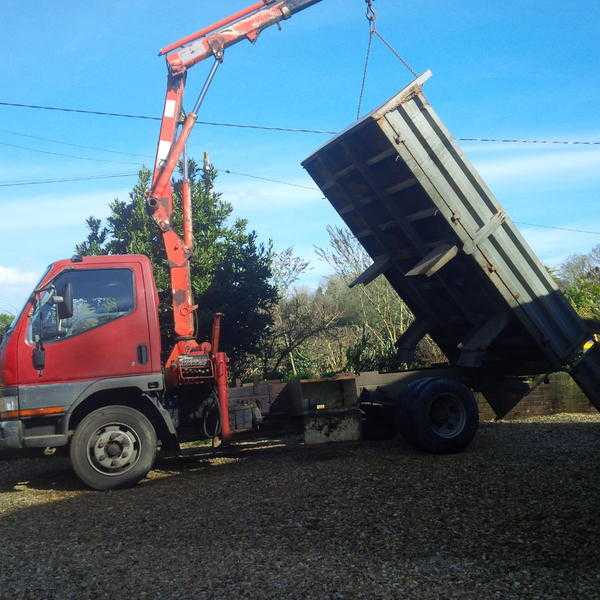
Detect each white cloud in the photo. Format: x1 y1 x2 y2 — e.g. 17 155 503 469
219 178 321 211
473 148 600 183
0 188 128 232
0 265 38 286
519 224 600 266
0 265 39 314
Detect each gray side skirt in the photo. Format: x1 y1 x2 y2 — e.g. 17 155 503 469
18 373 168 445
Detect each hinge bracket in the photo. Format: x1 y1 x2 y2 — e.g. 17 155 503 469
463 211 506 255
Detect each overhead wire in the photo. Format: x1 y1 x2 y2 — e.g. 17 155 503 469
0 140 141 165
0 128 153 158
460 137 600 147
0 166 598 238
0 2 597 239
222 169 318 191
514 222 600 236
0 100 337 135
0 173 139 187
0 100 598 145
0 100 161 121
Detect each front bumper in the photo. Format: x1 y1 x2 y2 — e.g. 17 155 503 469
0 419 24 449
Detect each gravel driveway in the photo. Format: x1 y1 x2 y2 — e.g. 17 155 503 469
1 414 600 599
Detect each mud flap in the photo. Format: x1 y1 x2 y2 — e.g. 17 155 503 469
570 345 600 412
480 377 532 419
304 408 362 445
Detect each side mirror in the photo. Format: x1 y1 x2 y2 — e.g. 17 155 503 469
56 282 74 320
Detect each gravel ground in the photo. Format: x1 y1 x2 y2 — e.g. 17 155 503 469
1 413 600 599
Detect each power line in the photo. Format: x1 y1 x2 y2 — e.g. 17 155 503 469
3 100 598 145
0 173 139 187
0 169 316 191
460 137 600 147
0 140 141 165
0 100 161 121
198 121 338 135
0 100 337 135
222 169 317 191
0 128 153 158
1 166 598 239
515 222 600 236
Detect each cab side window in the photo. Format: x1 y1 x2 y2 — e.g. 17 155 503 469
31 269 134 343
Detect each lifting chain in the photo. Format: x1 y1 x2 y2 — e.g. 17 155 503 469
356 0 376 119
356 0 419 120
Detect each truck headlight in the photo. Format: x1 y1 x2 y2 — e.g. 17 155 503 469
0 395 19 419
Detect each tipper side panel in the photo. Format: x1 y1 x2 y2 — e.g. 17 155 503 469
302 74 591 378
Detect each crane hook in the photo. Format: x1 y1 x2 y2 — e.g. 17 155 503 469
365 0 376 28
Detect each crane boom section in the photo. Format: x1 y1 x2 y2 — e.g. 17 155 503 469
166 0 323 74
146 0 323 390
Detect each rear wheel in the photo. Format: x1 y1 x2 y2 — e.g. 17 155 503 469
397 378 479 454
70 405 157 490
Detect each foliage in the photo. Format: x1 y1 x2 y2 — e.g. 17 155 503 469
252 248 343 380
559 244 600 322
252 227 446 381
557 245 600 287
71 182 600 381
271 247 310 292
0 313 14 337
76 160 277 375
564 277 600 321
315 225 445 372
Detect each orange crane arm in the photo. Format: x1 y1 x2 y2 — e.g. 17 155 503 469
147 0 323 350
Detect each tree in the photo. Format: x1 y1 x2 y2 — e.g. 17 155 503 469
558 244 600 287
76 159 277 376
315 225 445 372
559 244 600 323
198 233 277 379
252 248 343 380
564 277 600 321
0 313 14 337
75 217 108 256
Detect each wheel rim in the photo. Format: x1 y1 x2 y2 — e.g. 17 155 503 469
428 393 467 439
87 422 142 476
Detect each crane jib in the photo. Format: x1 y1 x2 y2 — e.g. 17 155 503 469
148 0 326 424
284 0 324 15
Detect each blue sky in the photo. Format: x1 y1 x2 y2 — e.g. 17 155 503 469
1 0 599 314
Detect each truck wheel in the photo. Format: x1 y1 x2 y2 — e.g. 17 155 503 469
398 378 479 454
70 405 157 490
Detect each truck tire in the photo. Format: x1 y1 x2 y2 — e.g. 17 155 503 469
397 378 479 454
70 405 157 490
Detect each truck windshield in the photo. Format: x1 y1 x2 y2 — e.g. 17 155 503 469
1 265 51 340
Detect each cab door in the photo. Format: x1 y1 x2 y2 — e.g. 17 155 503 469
18 263 153 388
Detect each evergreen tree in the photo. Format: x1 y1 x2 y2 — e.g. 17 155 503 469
76 160 277 377
0 313 14 337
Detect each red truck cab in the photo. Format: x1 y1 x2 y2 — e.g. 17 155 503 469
0 255 178 488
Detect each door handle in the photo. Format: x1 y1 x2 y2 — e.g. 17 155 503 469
137 344 149 365
33 344 46 371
